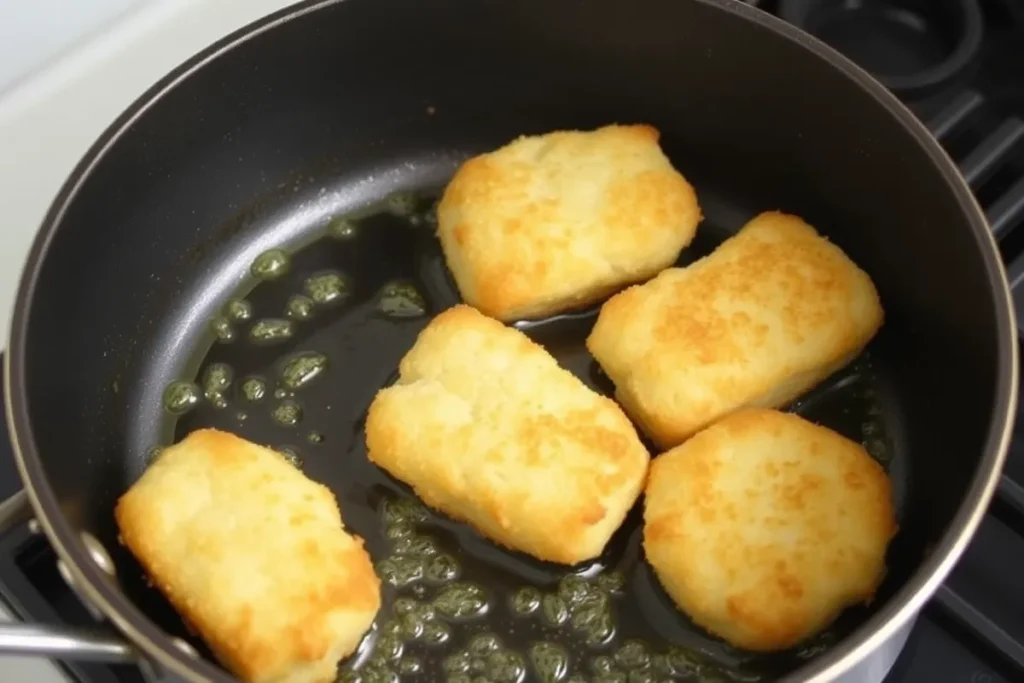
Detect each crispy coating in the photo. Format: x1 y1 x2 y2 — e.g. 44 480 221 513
115 429 381 683
643 409 897 652
587 211 884 449
436 124 701 321
365 304 650 565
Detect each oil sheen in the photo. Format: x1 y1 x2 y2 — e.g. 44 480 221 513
156 193 898 683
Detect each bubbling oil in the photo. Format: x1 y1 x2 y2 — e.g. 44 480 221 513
304 270 350 306
281 351 329 390
249 318 295 345
153 191 897 683
286 294 316 321
226 298 254 322
250 249 290 280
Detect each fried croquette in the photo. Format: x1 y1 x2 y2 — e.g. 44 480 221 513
436 124 702 321
365 304 650 565
587 210 884 449
643 408 897 652
115 429 381 683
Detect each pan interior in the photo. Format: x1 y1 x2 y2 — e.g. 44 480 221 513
117 156 912 683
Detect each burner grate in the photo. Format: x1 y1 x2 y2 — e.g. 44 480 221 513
898 85 1024 683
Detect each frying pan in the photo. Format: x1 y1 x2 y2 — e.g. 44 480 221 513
0 0 1016 681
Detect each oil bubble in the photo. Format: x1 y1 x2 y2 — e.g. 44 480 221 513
558 574 598 607
336 669 359 683
397 657 421 675
250 249 290 280
421 620 450 645
383 497 429 526
444 652 472 674
393 534 439 557
271 399 303 427
511 587 542 616
595 572 625 595
304 270 349 306
468 634 501 656
399 612 425 640
307 431 325 444
488 649 526 683
225 299 253 322
277 446 303 468
574 596 615 646
375 634 403 662
591 656 616 675
202 362 234 398
393 597 418 616
519 574 620 647
386 522 414 541
664 648 701 676
433 583 488 620
240 376 267 402
285 294 315 321
379 619 402 637
377 556 424 588
357 662 393 683
210 316 235 343
274 388 290 400
163 381 201 415
541 594 569 626
249 318 294 345
378 281 427 318
614 641 649 671
329 217 358 240
281 351 329 390
236 411 248 421
425 553 460 583
529 642 568 683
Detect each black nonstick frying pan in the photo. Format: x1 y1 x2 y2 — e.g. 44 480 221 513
0 0 1016 682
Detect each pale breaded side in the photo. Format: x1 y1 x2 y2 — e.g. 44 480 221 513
587 211 884 449
643 408 897 652
115 429 381 683
365 304 650 565
436 124 701 322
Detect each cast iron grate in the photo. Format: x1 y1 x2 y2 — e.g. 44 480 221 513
910 88 1024 680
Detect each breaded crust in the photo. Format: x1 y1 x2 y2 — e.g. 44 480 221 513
365 304 650 565
643 409 897 652
115 429 381 683
436 124 701 321
587 211 884 449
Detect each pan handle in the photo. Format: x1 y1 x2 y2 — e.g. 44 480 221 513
0 489 138 663
0 623 136 662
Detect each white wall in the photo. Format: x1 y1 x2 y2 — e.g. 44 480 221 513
0 0 154 96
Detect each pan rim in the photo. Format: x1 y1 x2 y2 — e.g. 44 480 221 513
4 0 1018 682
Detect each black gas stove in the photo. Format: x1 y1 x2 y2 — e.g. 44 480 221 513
4 1 1024 682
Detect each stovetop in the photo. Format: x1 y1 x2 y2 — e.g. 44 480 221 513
3 1 1024 682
